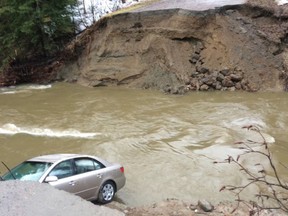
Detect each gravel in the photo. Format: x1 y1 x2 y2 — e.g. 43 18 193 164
0 181 124 216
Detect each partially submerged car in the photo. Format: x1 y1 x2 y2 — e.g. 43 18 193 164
1 154 126 203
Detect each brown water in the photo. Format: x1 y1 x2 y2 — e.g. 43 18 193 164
0 83 287 206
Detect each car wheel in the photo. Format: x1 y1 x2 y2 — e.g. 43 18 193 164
98 181 115 204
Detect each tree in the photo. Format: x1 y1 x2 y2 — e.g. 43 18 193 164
215 125 288 215
0 0 77 68
73 0 123 31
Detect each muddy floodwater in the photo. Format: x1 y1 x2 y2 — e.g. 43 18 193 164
0 83 287 206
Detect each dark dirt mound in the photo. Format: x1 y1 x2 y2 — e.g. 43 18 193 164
56 3 288 94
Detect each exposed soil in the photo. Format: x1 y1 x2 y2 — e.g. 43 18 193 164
53 1 288 94
1 1 288 94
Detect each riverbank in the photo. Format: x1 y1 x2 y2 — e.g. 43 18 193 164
53 0 288 94
1 1 288 94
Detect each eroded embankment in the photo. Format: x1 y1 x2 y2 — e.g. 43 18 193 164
56 4 288 94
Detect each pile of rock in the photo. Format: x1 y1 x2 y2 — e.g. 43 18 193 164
185 41 249 92
187 66 248 92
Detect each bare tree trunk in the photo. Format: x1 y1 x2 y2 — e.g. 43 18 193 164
35 0 47 56
83 0 86 14
90 0 95 23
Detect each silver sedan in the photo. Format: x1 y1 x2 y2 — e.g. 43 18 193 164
1 154 126 204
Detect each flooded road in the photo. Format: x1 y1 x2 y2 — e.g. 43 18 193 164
0 83 287 206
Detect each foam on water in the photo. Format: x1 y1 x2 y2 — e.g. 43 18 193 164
229 117 267 128
0 84 52 95
23 84 52 90
222 117 275 144
0 123 99 139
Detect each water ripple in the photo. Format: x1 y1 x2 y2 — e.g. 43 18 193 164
0 123 99 139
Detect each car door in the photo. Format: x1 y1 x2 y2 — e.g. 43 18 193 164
72 158 106 200
46 159 80 194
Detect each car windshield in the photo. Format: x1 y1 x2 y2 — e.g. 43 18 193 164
2 161 52 181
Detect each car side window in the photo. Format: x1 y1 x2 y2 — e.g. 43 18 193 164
75 158 105 175
48 160 74 179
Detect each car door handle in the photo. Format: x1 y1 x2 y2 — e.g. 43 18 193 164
96 174 102 178
69 181 76 186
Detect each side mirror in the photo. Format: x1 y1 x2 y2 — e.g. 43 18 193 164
45 176 58 183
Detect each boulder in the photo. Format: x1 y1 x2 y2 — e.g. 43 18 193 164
198 199 214 212
222 77 234 87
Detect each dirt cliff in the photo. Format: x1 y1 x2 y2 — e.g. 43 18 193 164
57 3 288 94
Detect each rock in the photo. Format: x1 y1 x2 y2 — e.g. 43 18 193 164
215 81 222 90
247 82 259 92
190 71 199 78
171 85 188 94
189 204 197 210
198 199 214 212
198 66 210 74
189 78 200 90
222 77 234 87
220 68 230 76
189 58 198 64
241 79 248 90
228 86 236 91
234 66 242 72
200 84 209 91
190 53 200 64
216 73 225 82
202 75 215 86
235 82 242 90
230 73 243 82
195 41 204 54
191 53 200 61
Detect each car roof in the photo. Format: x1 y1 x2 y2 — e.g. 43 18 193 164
27 154 91 164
